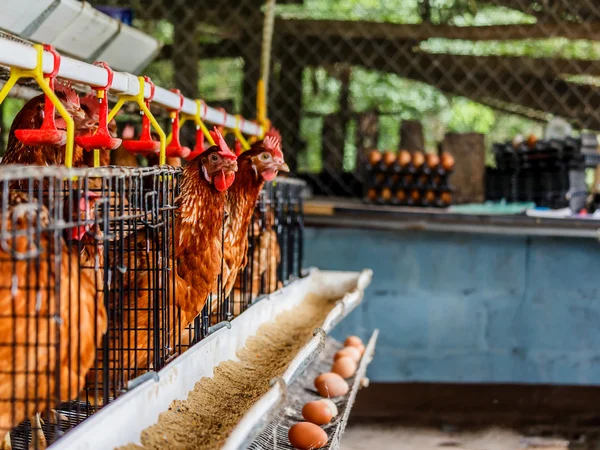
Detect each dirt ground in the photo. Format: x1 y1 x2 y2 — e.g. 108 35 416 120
341 424 572 450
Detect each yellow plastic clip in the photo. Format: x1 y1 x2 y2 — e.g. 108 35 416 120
0 44 75 168
180 99 215 146
108 76 166 165
233 115 251 152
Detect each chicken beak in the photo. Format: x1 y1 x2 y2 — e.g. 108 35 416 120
279 162 290 173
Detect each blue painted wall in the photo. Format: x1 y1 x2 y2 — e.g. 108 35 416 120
304 227 600 385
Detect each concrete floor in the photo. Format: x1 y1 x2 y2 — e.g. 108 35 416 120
341 424 570 450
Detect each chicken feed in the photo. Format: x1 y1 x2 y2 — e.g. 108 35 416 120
117 291 340 450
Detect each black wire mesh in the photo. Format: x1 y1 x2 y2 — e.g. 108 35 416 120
0 163 304 448
77 0 600 203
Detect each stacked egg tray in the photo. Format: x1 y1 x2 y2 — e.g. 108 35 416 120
248 331 378 450
363 159 454 208
487 136 588 210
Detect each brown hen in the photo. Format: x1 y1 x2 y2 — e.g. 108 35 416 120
212 133 288 320
90 128 237 399
0 190 107 449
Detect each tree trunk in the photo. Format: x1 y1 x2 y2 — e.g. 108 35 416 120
441 132 485 204
400 120 425 152
355 110 378 178
322 114 345 175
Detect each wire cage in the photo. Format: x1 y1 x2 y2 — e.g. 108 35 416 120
0 164 181 449
0 163 305 449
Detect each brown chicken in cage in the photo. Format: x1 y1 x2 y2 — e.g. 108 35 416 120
88 128 237 403
0 188 107 450
231 209 281 311
212 130 288 320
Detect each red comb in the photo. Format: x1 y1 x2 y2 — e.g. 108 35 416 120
209 126 236 160
265 127 281 141
55 79 80 107
235 139 242 157
263 135 283 158
80 91 99 115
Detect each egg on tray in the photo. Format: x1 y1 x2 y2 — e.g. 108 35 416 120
331 356 357 379
334 347 361 363
314 372 349 398
288 422 328 450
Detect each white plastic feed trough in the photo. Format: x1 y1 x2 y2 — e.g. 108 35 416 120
50 268 373 450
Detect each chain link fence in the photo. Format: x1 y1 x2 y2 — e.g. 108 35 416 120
84 1 600 198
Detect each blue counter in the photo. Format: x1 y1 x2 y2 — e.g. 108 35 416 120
305 224 600 385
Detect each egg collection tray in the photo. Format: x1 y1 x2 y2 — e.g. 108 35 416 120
247 330 378 450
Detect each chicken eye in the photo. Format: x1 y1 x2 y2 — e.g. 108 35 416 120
210 154 219 162
261 153 271 160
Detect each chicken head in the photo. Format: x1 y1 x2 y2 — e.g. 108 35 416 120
199 127 238 192
64 190 101 241
249 134 289 181
54 80 86 129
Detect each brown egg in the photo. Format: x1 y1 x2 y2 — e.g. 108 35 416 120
319 399 338 418
334 347 361 362
426 153 440 168
527 134 538 149
314 372 349 398
288 422 328 449
344 336 363 348
383 151 396 167
410 190 421 201
380 187 392 201
302 401 333 425
398 150 411 167
367 188 377 201
440 152 455 171
440 192 452 204
374 173 385 185
396 190 406 202
332 356 357 379
368 149 382 165
425 190 435 203
412 151 425 168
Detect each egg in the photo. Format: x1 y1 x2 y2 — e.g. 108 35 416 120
344 336 363 348
380 187 392 201
440 152 455 171
410 190 421 201
367 188 377 201
440 192 452 204
426 153 440 168
319 399 338 418
332 356 357 379
334 347 361 362
368 150 382 165
395 190 406 202
412 151 425 168
288 422 328 450
383 151 396 167
527 134 538 149
302 401 333 425
314 372 349 398
425 190 435 203
398 150 411 167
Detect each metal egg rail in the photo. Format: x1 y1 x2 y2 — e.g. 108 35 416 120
0 35 264 136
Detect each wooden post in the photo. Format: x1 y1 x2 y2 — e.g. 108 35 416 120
442 132 485 204
355 110 378 174
400 120 425 152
